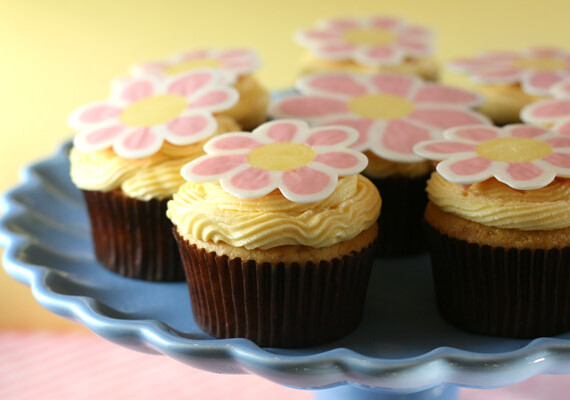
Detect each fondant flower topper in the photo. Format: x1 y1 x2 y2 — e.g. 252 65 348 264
269 72 489 163
449 47 570 96
181 120 368 203
521 78 570 135
69 70 239 159
131 48 261 83
295 16 434 66
413 124 570 190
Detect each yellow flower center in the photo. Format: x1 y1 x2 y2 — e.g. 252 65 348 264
476 137 552 162
348 94 414 120
511 57 566 71
163 59 222 75
120 94 187 127
247 142 316 171
342 28 396 46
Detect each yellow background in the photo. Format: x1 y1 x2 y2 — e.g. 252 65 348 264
1 0 569 331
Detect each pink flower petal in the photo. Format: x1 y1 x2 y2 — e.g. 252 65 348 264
120 128 157 150
84 125 125 145
120 79 154 102
381 119 432 155
396 39 431 55
224 60 257 71
318 43 356 57
362 46 397 62
448 157 492 176
266 121 299 142
304 128 350 146
229 167 271 190
299 29 340 42
315 152 360 169
282 166 330 195
413 85 481 106
188 89 236 111
208 135 262 151
166 115 210 138
180 50 210 61
505 162 544 181
305 74 368 97
399 25 432 38
369 16 401 29
325 18 360 31
218 48 252 59
168 71 217 96
450 127 498 142
544 152 570 168
370 74 416 97
527 47 563 58
522 71 563 94
323 118 374 149
509 125 548 138
525 100 570 119
409 109 486 129
555 120 570 136
422 142 476 154
71 104 121 126
190 154 247 176
276 96 348 118
473 67 521 82
113 128 164 158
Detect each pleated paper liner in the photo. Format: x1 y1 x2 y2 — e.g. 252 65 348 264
425 222 570 338
83 189 185 281
368 174 429 257
174 230 376 348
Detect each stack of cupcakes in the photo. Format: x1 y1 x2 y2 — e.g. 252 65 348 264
68 48 268 281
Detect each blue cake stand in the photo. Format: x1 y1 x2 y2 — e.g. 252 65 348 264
2 140 570 400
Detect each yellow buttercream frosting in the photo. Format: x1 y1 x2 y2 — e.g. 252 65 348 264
426 172 570 230
167 174 381 249
477 83 543 125
299 54 439 81
364 151 433 179
70 115 240 200
223 74 269 130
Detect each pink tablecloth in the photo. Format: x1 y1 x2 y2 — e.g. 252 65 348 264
0 332 568 399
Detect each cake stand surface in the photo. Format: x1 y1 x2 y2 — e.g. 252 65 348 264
2 140 570 400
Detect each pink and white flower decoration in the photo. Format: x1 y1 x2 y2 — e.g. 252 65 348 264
449 47 570 96
521 78 570 136
269 72 489 163
69 69 239 159
181 120 368 203
413 124 570 189
295 16 434 66
131 48 261 84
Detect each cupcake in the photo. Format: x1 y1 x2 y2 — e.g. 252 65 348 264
295 16 438 81
167 120 380 347
269 72 489 256
131 48 269 130
448 47 570 126
68 69 241 281
521 77 570 135
414 124 570 337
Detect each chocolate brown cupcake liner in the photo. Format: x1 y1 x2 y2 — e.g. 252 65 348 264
425 222 570 338
174 230 375 348
83 189 184 281
368 175 429 257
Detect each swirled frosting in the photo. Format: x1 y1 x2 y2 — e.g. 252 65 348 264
224 74 269 130
427 172 570 230
167 174 381 249
70 116 240 200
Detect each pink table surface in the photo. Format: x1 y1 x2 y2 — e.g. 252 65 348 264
1 331 569 400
